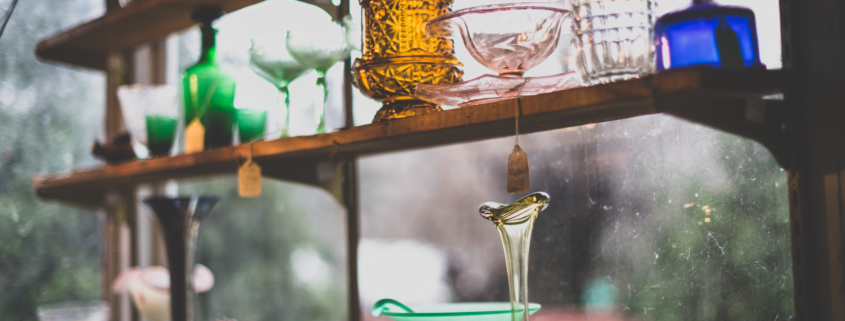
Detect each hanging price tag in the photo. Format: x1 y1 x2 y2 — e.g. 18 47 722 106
506 82 530 194
238 145 262 197
185 118 205 154
507 145 530 194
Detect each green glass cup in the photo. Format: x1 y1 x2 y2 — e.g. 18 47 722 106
237 109 267 143
117 84 180 159
146 115 178 157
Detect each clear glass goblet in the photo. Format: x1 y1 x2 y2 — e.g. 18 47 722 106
286 22 350 133
249 33 310 138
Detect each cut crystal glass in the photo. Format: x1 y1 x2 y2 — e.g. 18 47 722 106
571 0 655 84
426 3 570 77
415 72 581 107
421 3 578 106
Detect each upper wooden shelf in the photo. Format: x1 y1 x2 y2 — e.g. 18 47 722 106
36 0 263 70
32 67 788 208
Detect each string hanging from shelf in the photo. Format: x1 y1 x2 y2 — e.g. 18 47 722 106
507 80 530 194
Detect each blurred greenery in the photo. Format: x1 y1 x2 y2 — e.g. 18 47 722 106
360 115 793 321
525 116 794 320
179 177 348 321
607 129 792 320
0 0 105 319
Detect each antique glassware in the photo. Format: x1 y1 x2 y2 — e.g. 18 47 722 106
117 84 179 158
416 71 580 106
182 8 237 149
353 0 463 122
249 33 309 137
144 195 219 321
420 3 574 107
236 108 267 143
571 0 655 84
655 0 763 71
372 298 540 321
426 3 570 77
286 22 350 133
479 192 550 321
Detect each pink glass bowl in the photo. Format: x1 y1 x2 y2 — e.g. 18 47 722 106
416 71 581 106
426 3 570 77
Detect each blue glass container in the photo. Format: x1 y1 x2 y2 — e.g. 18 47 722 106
655 0 763 71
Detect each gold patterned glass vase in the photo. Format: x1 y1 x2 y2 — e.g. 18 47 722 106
354 0 463 122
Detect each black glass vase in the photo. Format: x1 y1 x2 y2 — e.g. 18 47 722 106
143 195 219 321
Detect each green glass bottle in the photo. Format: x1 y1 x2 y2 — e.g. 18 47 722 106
182 8 236 150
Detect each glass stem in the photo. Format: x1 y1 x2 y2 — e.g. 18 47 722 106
315 72 328 133
185 198 201 321
278 86 290 138
497 216 537 321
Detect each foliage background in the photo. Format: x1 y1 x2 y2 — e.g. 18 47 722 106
0 0 105 319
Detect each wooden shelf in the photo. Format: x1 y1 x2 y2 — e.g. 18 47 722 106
36 0 264 70
32 67 787 208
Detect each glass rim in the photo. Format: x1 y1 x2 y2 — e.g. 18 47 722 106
431 3 569 24
36 301 109 314
381 302 541 317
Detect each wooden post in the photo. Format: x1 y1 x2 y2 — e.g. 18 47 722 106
337 1 362 320
103 50 136 321
130 39 173 321
103 189 136 321
343 159 361 321
781 0 845 319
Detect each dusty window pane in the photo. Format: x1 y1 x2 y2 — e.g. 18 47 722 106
359 115 792 320
178 178 349 321
0 0 105 319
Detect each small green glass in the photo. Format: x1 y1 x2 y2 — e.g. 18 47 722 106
117 84 180 159
146 115 178 156
236 109 267 143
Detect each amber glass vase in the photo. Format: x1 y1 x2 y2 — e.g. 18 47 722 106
353 0 463 122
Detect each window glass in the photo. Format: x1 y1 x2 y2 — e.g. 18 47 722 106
178 178 349 321
0 0 105 319
173 3 351 320
355 0 789 320
359 115 792 320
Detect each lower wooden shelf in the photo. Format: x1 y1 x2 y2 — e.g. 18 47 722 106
32 67 787 208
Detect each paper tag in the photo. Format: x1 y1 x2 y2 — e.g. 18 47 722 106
507 145 530 194
185 119 205 154
238 159 262 197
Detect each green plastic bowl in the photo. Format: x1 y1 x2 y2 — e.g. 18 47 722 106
372 298 541 321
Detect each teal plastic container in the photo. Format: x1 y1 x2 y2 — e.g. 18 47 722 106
372 299 541 321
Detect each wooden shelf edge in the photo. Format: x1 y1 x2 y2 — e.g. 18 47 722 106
36 0 264 70
32 67 787 207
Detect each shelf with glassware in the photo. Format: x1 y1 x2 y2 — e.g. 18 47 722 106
32 66 787 208
32 0 346 70
33 0 786 205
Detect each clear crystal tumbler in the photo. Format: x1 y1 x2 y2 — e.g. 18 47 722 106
571 0 655 84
